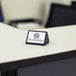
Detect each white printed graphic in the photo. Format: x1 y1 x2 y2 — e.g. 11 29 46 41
27 31 46 44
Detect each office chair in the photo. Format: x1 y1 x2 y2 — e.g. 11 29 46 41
45 4 76 28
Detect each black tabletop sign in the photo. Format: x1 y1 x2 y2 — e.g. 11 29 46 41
26 30 49 45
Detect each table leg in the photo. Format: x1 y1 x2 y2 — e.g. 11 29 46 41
1 70 17 76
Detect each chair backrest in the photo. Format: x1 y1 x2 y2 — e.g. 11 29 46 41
45 3 76 28
0 1 4 22
1 0 45 23
71 1 76 8
43 0 71 27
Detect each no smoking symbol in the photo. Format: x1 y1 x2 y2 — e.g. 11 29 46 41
34 33 40 39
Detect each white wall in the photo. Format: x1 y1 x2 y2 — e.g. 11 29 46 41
1 0 45 23
1 0 72 23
